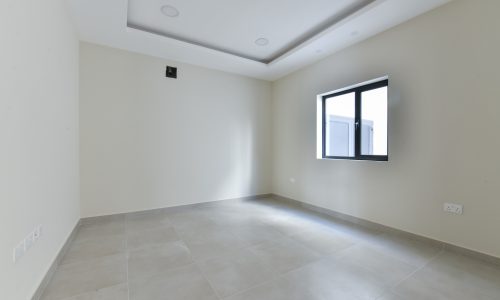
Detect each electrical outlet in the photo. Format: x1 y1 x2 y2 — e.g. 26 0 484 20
13 241 25 263
34 225 42 240
13 225 43 263
25 233 35 251
444 203 463 215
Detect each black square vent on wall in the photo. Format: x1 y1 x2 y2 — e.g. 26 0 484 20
166 66 177 78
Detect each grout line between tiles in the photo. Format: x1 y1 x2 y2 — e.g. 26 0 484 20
193 262 223 300
389 248 445 297
224 248 334 299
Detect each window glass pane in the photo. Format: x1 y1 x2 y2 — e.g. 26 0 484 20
325 92 355 157
361 86 387 156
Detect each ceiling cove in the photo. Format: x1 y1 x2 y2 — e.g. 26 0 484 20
126 0 376 64
68 0 452 80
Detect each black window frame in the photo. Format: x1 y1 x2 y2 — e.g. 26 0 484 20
322 79 388 161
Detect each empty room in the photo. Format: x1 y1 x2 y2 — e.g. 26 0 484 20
2 0 500 299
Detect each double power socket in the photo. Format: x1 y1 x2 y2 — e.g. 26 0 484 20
13 225 43 263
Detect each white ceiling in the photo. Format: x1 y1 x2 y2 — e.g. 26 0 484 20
67 0 451 81
127 0 371 63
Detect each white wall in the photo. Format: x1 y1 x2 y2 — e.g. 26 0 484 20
272 0 500 258
0 0 80 299
80 43 272 217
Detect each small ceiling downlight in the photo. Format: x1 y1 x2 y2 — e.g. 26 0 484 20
161 5 180 17
255 38 269 46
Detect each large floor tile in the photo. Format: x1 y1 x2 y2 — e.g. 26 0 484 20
260 213 330 237
198 248 278 298
289 227 355 256
288 257 389 300
125 211 172 233
249 237 321 274
74 220 125 243
225 257 377 300
376 292 404 300
129 264 218 300
80 215 125 227
180 229 249 261
41 199 500 300
337 244 417 286
363 233 443 268
393 251 500 300
128 241 193 281
61 235 126 265
126 225 179 250
228 224 286 246
62 283 128 300
170 213 225 238
41 254 127 300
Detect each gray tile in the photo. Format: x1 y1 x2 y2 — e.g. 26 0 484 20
129 264 218 300
225 257 373 300
363 233 443 268
61 283 128 300
42 199 500 300
376 292 404 300
289 228 355 256
393 251 500 300
198 248 278 298
229 224 286 246
286 256 389 300
180 229 249 261
260 212 329 236
61 235 126 265
80 215 125 227
128 241 193 281
170 214 226 239
74 220 125 243
337 244 416 286
41 254 127 300
125 212 171 233
126 225 179 250
249 237 321 274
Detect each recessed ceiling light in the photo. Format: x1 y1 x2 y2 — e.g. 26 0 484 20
161 5 179 17
255 38 269 46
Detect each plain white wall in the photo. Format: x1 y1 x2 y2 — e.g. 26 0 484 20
0 0 80 299
80 42 272 217
272 0 500 258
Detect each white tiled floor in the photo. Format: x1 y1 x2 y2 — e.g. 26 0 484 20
41 198 500 300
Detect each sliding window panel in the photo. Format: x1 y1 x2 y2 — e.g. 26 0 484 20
324 92 355 157
360 86 388 156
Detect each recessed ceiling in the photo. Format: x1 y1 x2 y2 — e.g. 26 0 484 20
127 0 373 64
67 0 451 81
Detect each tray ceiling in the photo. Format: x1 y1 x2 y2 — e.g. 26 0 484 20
127 0 372 64
68 0 451 80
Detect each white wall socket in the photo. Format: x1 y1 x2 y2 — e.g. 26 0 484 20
444 203 463 215
13 225 43 263
13 242 25 263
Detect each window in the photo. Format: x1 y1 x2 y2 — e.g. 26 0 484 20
317 78 388 161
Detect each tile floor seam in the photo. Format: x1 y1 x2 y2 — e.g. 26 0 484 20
389 248 445 297
332 242 420 279
193 261 224 300
221 253 333 299
287 231 361 258
42 200 500 300
226 236 430 300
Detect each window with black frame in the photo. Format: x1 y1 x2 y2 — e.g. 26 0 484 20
319 78 388 161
